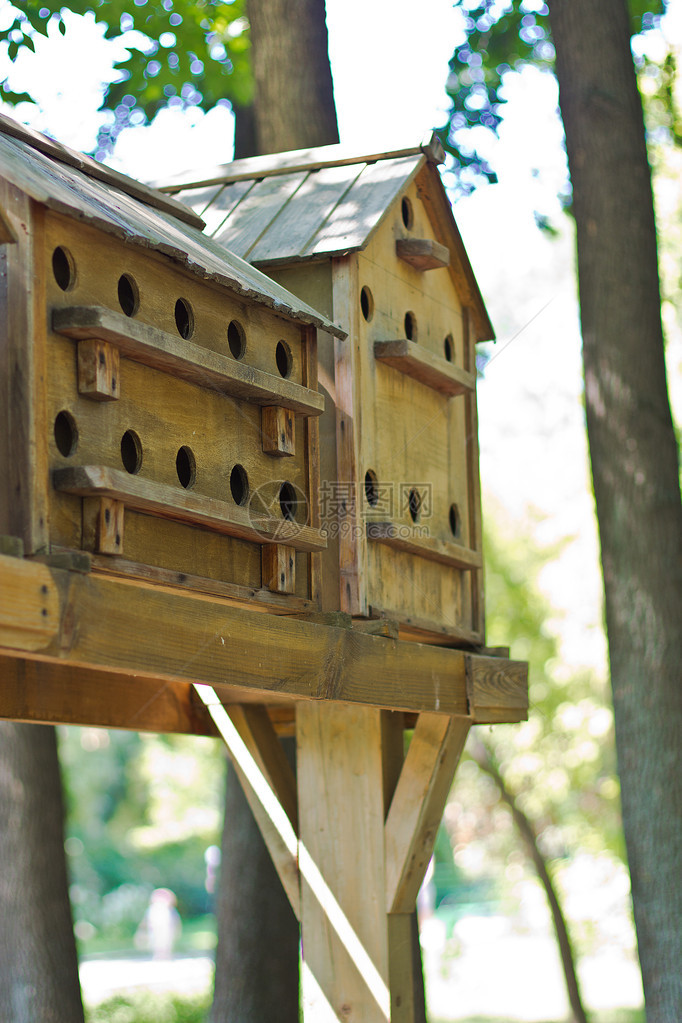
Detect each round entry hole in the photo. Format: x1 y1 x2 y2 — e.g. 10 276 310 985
360 286 374 322
444 334 454 363
276 340 293 378
364 470 379 508
121 430 143 474
175 298 194 340
176 446 196 489
401 196 414 230
449 503 461 538
52 247 76 291
118 274 139 317
228 320 246 359
408 488 421 523
230 463 249 505
404 311 417 341
54 410 78 457
279 481 297 521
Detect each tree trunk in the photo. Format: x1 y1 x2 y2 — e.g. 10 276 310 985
246 0 339 154
211 745 300 1023
0 722 84 1023
548 3 682 1018
470 738 588 1023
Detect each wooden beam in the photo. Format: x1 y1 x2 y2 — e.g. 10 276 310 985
226 704 298 833
466 654 529 724
0 557 527 721
396 238 450 271
0 553 59 652
0 656 218 735
366 523 482 571
385 713 470 914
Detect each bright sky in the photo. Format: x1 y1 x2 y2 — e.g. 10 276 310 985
2 0 680 675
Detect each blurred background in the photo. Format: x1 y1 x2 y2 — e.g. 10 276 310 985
2 0 681 1019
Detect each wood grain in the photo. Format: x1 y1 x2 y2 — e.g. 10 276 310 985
373 339 474 397
54 465 327 553
0 553 59 652
366 523 482 570
53 306 325 416
385 713 470 913
396 238 450 271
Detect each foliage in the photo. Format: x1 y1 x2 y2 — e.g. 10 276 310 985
441 514 628 959
59 728 223 950
85 990 210 1023
438 0 669 195
0 0 251 151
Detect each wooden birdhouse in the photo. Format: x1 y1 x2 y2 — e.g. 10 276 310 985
161 135 493 646
0 114 344 610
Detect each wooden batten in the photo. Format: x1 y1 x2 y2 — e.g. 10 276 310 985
366 523 482 570
396 237 450 271
77 339 120 401
373 339 475 397
53 306 324 417
262 543 296 593
262 405 295 456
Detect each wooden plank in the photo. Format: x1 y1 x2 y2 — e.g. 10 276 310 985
262 406 295 457
173 182 224 218
0 184 49 554
388 914 427 1023
332 256 368 616
396 238 450 271
465 654 528 724
0 656 218 735
366 523 482 570
297 703 390 1022
94 497 125 555
385 714 470 914
227 704 298 833
213 172 308 259
199 179 256 236
463 306 485 637
2 559 475 715
302 325 323 606
262 544 296 593
248 163 367 264
77 339 120 401
195 686 300 916
373 339 475 397
52 306 325 416
53 465 328 553
85 551 317 613
306 156 422 258
0 553 59 652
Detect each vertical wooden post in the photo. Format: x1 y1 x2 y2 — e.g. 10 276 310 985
297 703 390 1022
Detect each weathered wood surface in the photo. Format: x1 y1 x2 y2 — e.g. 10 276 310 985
0 556 527 719
160 132 444 190
54 465 327 553
0 121 345 337
0 655 219 734
0 553 59 652
366 523 483 570
466 655 529 724
373 339 475 397
53 306 325 415
385 713 470 913
297 703 390 1022
396 237 450 271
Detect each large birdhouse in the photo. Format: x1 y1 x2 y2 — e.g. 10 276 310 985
0 115 343 611
162 135 492 646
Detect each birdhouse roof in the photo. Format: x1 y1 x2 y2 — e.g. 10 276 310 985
159 133 493 342
0 113 345 338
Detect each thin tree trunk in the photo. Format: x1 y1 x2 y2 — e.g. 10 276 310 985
247 0 339 154
0 722 84 1023
548 3 682 1019
470 738 588 1023
211 743 300 1023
